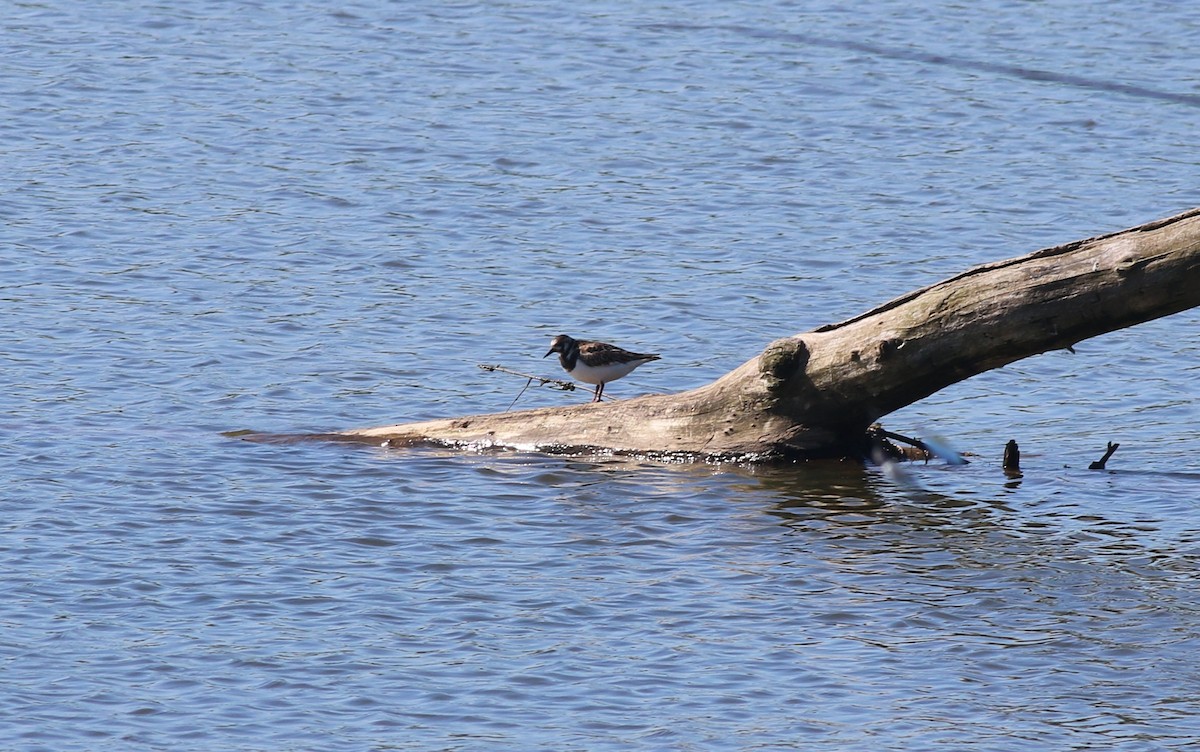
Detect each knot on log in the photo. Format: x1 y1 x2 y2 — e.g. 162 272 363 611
876 337 903 361
1115 252 1169 277
758 337 808 392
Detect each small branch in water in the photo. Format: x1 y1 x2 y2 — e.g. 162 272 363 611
868 424 969 464
868 424 929 461
1088 441 1120 470
1003 439 1022 476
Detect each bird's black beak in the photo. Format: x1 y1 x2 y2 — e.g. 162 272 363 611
543 348 554 358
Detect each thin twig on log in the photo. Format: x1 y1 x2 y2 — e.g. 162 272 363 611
477 364 602 409
478 363 579 392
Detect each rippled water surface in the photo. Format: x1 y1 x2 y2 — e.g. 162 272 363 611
3 1 1199 749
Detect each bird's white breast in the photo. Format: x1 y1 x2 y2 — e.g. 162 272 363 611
566 358 647 385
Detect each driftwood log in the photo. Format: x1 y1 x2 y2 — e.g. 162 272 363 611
338 208 1200 459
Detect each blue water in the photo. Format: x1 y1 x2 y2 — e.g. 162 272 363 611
3 1 1199 749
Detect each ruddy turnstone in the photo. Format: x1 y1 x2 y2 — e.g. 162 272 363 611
544 334 660 402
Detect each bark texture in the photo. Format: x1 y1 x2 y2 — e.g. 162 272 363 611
339 208 1200 458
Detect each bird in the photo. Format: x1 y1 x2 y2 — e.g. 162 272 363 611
544 334 660 402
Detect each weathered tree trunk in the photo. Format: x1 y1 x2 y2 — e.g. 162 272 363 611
338 208 1200 459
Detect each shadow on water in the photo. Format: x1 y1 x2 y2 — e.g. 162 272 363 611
727 459 1013 531
643 23 1200 108
226 427 1200 543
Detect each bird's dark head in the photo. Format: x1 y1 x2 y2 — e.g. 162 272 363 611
545 334 573 358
